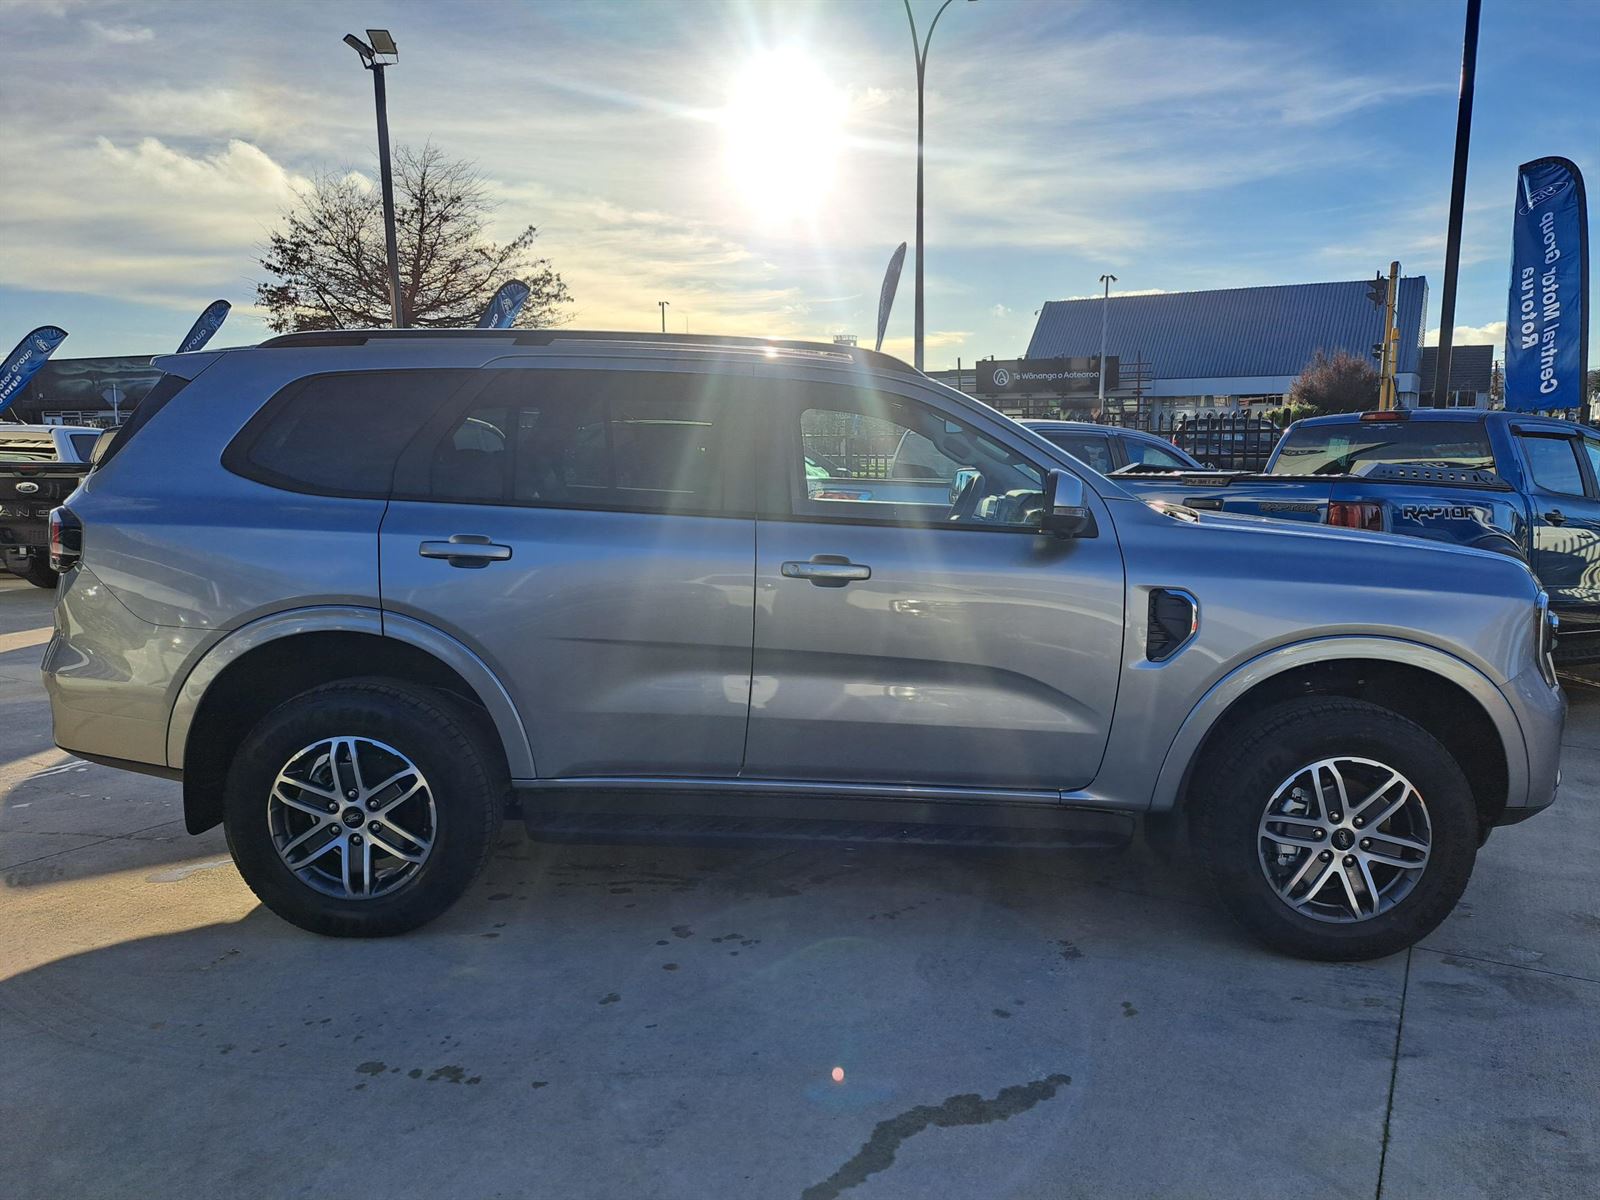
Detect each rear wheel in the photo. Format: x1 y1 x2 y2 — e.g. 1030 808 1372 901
223 679 505 936
1193 697 1477 960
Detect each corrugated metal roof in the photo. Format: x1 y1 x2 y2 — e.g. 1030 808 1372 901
1419 344 1494 394
1026 278 1428 380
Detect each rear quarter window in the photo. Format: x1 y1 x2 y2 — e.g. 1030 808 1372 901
224 370 475 498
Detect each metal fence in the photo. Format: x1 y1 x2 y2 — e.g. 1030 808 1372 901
801 434 896 480
1096 409 1283 472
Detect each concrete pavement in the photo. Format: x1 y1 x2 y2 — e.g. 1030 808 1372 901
1 574 1595 1199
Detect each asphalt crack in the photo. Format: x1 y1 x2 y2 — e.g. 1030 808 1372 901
800 1072 1072 1200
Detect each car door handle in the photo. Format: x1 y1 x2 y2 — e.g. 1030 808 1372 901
1546 510 1567 526
781 556 871 587
419 535 513 568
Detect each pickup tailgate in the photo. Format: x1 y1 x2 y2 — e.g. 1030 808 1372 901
0 463 90 546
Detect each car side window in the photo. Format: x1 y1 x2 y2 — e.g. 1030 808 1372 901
1126 440 1190 470
1582 438 1600 487
419 371 726 514
1519 434 1586 497
225 370 472 498
791 391 1044 529
1040 432 1113 474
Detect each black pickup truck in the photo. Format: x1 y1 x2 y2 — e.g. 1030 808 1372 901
0 425 100 588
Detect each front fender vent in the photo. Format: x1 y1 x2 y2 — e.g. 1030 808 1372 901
1147 589 1198 662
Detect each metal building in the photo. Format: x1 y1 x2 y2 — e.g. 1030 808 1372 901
1024 277 1430 414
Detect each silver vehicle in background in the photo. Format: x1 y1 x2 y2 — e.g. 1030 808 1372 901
43 331 1564 959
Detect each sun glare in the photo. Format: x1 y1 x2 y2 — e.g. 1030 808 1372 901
722 48 846 223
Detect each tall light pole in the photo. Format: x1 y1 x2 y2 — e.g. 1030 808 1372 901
904 0 975 373
1433 0 1481 407
658 300 670 333
344 30 404 329
1097 274 1117 408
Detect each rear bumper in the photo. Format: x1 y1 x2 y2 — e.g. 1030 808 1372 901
42 566 205 769
1497 662 1565 822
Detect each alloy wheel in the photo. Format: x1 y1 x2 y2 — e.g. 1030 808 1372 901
266 736 437 900
1257 756 1431 924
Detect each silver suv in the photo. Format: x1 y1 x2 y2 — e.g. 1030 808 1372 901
43 331 1564 959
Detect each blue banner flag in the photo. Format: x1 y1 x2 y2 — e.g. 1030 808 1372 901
1505 157 1588 411
477 280 531 329
875 243 907 354
0 326 68 417
177 300 231 353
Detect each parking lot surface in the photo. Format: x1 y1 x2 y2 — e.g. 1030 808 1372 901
1 573 1595 1199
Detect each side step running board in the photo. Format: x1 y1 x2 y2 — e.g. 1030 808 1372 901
521 809 1134 851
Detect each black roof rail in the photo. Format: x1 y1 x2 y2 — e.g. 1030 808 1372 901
254 327 919 377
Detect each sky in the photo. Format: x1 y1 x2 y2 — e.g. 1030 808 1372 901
1 0 1596 369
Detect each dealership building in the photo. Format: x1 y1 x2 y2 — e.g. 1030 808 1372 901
6 355 163 426
976 277 1436 418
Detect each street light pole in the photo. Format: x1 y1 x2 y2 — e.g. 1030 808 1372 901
659 300 670 333
1097 274 1117 408
1433 0 1481 407
344 31 404 328
904 0 974 373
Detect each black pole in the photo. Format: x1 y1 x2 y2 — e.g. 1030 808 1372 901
372 64 405 329
1434 0 1480 405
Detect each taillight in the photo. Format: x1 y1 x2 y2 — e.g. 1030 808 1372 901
49 506 82 572
1327 501 1383 530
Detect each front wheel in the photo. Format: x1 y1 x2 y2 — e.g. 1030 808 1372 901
1193 697 1477 961
223 679 505 936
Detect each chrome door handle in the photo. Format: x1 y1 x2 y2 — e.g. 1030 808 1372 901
419 535 513 568
781 556 871 587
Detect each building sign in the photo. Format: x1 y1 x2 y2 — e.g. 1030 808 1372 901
974 356 1118 397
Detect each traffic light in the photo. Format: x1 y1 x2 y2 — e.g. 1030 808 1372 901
1366 273 1387 309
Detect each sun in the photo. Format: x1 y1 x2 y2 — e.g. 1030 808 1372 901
721 48 846 223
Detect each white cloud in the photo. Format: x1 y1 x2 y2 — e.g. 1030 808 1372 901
83 19 152 44
991 304 1011 318
1424 321 1506 348
0 136 308 309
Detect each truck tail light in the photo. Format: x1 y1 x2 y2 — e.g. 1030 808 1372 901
49 506 82 573
1328 501 1383 530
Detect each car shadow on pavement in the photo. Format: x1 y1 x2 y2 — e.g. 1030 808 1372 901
3 825 1420 1200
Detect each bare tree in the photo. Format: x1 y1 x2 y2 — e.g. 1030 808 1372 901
1290 349 1380 413
257 144 571 332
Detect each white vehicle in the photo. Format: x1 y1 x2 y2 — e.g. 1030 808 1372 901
0 422 104 587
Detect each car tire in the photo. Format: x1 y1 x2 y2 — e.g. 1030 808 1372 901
223 679 505 937
19 557 58 588
1192 696 1477 961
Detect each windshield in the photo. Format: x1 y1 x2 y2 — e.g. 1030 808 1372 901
1271 420 1494 476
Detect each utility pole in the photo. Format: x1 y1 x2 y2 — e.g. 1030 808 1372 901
1097 274 1117 409
1434 0 1482 410
658 300 670 333
1380 261 1401 410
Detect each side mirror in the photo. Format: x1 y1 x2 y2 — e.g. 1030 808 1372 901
950 467 980 504
1040 469 1091 537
